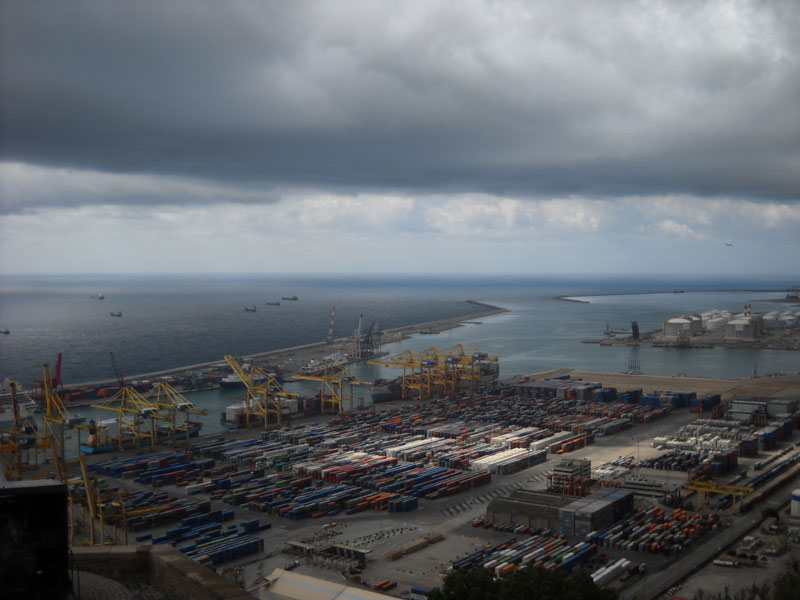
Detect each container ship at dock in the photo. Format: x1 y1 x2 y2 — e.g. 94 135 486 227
0 380 40 428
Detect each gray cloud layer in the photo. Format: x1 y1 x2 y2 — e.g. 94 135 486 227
2 0 799 205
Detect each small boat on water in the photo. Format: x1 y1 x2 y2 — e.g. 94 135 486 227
266 301 281 306
244 306 257 312
281 295 298 301
0 329 8 335
110 311 122 317
91 293 105 300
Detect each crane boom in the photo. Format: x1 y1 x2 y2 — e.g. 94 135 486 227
110 352 124 388
9 381 20 425
224 355 252 387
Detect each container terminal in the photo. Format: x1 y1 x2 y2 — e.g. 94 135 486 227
2 312 800 599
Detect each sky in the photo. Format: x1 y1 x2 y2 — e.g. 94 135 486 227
1 0 798 275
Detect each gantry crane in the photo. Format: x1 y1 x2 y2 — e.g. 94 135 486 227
69 454 172 546
225 355 297 428
293 366 372 413
369 350 425 399
145 382 208 445
685 479 754 513
41 362 87 469
370 345 499 400
0 380 65 481
90 385 161 452
446 345 499 393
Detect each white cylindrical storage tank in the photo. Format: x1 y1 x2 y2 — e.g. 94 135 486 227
791 489 800 517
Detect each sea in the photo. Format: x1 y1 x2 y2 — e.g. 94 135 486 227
1 273 798 437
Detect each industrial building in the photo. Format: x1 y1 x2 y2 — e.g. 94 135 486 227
724 314 763 341
553 458 591 479
662 314 703 339
700 309 732 332
558 490 634 538
762 310 800 329
256 568 397 600
486 489 574 530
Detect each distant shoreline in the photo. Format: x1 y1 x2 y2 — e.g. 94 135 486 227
555 288 792 302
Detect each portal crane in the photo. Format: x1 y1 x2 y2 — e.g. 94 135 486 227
42 362 86 469
145 382 208 444
224 355 296 428
90 386 161 451
369 345 498 400
0 381 62 480
369 350 424 399
684 480 754 513
293 367 372 413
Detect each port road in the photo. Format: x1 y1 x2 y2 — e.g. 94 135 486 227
621 490 794 600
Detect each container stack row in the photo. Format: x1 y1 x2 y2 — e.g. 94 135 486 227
470 448 547 475
586 506 719 556
181 532 265 567
450 532 597 575
591 558 632 587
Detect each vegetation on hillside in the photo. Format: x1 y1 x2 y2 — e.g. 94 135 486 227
692 557 800 600
427 566 618 600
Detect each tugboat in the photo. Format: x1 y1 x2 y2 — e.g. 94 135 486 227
110 312 122 317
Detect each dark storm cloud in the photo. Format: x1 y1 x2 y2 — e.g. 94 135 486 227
1 0 799 208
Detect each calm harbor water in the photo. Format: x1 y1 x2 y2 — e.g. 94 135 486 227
2 274 798 437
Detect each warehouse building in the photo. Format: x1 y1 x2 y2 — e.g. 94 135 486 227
558 490 635 538
257 568 397 600
486 490 574 530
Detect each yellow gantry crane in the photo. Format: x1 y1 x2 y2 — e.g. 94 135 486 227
293 365 372 413
42 363 87 468
224 355 297 428
0 378 68 480
90 385 161 452
685 479 754 513
145 382 208 445
69 453 172 546
369 350 425 399
450 345 499 392
369 345 499 400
